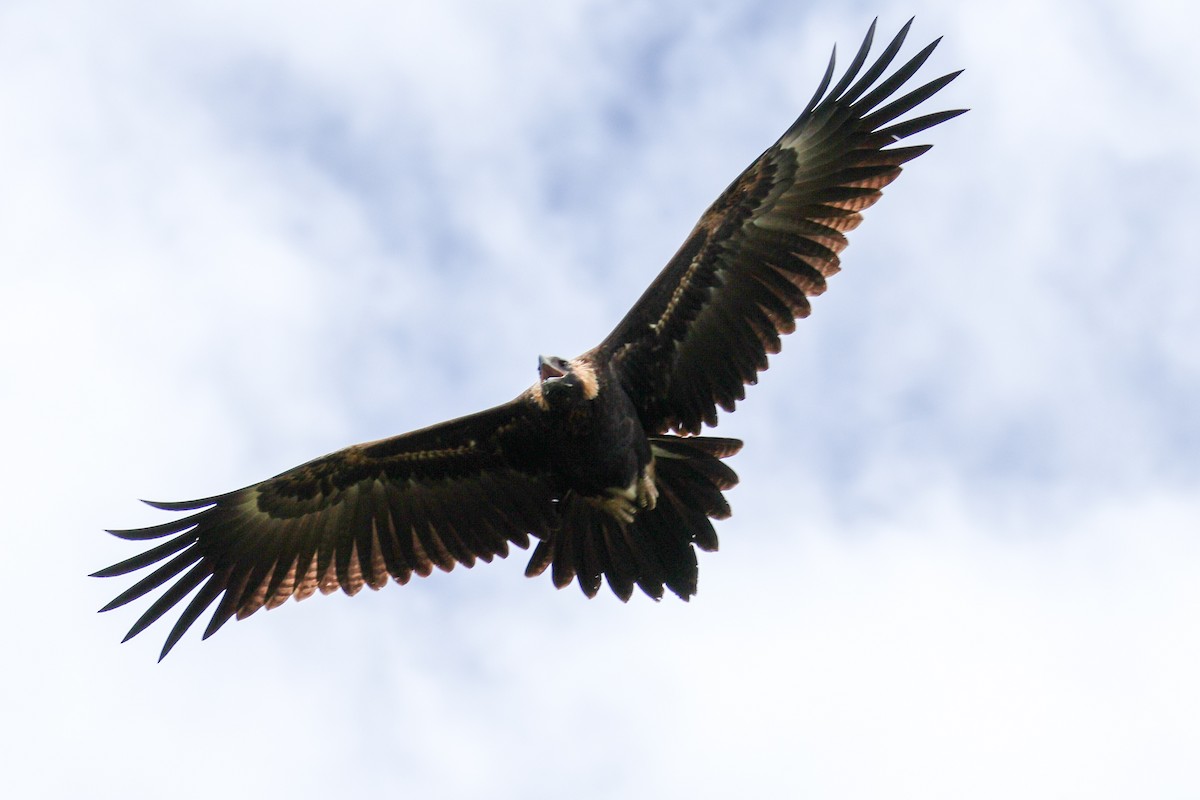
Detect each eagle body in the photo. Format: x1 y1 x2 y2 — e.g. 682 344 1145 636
534 356 653 510
95 20 965 659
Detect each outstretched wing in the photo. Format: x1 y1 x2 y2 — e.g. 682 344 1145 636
598 19 965 434
93 396 555 660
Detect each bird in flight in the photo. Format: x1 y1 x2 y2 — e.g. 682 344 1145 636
95 19 964 660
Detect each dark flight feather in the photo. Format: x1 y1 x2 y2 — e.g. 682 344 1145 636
97 398 556 659
94 20 963 659
599 18 964 435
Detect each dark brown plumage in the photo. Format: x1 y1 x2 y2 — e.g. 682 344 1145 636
94 19 964 659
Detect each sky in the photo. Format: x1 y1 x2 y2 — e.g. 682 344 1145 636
2 0 1198 797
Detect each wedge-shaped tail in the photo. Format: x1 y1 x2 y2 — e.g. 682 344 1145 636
525 436 742 600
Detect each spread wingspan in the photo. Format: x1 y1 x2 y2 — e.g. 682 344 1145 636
95 20 965 659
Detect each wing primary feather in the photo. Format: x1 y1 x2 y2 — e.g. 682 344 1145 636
120 560 210 643
90 533 198 578
200 568 242 640
800 44 839 118
852 144 932 167
875 107 967 141
837 17 913 106
852 37 942 115
105 514 204 541
99 548 202 613
861 71 965 132
158 575 226 660
142 494 233 512
824 17 878 103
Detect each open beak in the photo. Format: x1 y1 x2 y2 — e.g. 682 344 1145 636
538 355 566 382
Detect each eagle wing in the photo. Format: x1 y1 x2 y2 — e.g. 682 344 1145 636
597 20 965 434
93 396 555 660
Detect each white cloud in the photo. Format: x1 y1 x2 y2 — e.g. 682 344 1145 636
2 1 1197 797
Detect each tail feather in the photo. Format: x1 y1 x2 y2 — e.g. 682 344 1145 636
524 435 741 600
601 521 638 601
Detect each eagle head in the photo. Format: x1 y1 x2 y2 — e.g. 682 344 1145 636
534 354 599 410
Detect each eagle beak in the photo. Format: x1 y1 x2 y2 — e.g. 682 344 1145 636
539 355 566 382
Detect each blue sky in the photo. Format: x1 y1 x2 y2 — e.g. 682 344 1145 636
2 0 1198 797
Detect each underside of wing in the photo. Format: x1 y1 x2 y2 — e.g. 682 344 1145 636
93 397 555 660
600 19 966 434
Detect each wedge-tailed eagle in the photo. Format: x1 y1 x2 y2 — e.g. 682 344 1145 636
95 20 965 659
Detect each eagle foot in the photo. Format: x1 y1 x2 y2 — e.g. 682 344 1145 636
590 464 658 524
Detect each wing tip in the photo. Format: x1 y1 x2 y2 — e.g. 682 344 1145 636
141 495 227 512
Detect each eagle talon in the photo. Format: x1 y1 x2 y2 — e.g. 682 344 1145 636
590 464 659 524
637 464 658 511
581 481 639 524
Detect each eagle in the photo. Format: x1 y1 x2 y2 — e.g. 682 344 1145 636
95 20 964 659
